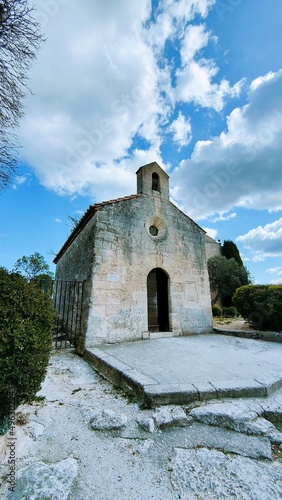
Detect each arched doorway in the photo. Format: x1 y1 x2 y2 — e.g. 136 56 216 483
147 268 170 332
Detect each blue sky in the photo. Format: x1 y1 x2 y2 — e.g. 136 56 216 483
1 0 282 283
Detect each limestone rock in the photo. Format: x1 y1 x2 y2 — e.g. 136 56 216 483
172 422 272 460
89 409 127 431
137 417 156 433
172 447 282 499
189 402 260 432
243 417 282 443
136 439 154 456
7 457 77 500
268 430 282 445
26 420 45 439
152 405 188 429
261 399 282 422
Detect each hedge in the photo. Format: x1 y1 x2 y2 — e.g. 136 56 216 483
212 305 238 318
0 267 55 426
233 284 282 331
212 304 222 317
221 306 237 318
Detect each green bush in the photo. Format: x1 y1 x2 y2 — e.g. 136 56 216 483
221 306 237 318
233 284 282 331
31 274 53 296
0 267 55 427
208 255 250 307
212 304 222 317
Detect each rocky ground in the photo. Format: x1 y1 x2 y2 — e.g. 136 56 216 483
1 330 282 499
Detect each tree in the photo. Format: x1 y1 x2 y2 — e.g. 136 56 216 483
0 0 43 190
221 240 243 266
14 252 53 281
208 255 251 306
67 214 80 231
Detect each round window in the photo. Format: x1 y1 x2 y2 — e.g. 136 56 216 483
146 216 168 241
149 225 159 236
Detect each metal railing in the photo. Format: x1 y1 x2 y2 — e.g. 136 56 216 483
52 280 87 348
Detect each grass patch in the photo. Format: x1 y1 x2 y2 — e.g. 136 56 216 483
214 318 234 325
33 395 46 403
272 444 282 462
213 317 244 326
71 388 82 395
16 412 29 426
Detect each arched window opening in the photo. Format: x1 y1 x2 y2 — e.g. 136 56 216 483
152 172 160 192
147 268 170 332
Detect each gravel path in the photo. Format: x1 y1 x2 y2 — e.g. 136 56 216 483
1 347 282 499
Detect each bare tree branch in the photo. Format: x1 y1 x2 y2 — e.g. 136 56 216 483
0 0 44 190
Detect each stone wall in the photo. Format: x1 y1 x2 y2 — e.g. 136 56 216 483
55 162 213 349
205 235 221 260
54 216 96 351
55 215 96 282
84 192 212 347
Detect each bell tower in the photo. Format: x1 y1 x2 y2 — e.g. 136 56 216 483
136 161 169 200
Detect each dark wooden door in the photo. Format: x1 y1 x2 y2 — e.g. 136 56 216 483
147 269 169 332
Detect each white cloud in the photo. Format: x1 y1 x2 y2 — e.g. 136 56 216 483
18 0 222 201
20 0 164 199
250 72 276 92
240 254 251 263
236 218 282 261
173 22 242 112
210 212 237 223
169 112 192 148
202 227 218 239
175 60 243 112
180 24 210 63
266 266 282 284
54 218 62 224
12 176 28 189
267 266 282 275
172 68 282 219
147 0 215 50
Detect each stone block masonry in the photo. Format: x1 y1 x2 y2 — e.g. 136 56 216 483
54 162 213 351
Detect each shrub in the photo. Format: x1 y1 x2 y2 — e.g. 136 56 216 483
31 274 53 296
0 267 55 427
212 304 222 317
208 255 250 307
221 306 237 318
233 284 282 331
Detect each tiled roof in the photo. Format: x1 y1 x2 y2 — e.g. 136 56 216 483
53 194 142 263
94 194 142 208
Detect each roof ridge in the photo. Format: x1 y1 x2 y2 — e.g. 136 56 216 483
94 193 142 207
54 193 143 263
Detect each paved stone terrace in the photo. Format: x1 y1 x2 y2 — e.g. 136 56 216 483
84 334 282 407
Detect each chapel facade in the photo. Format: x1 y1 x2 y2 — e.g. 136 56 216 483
54 161 214 353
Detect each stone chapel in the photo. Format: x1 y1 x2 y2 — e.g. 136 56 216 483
54 161 216 353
